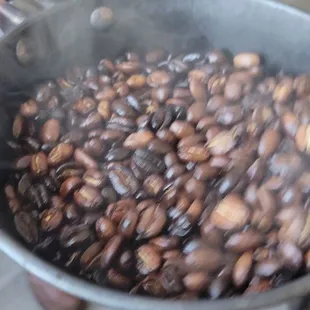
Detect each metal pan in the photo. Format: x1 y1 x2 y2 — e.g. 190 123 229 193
0 0 309 309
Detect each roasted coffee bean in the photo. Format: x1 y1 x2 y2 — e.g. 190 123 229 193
136 245 162 275
83 169 107 188
207 130 237 155
61 131 85 145
210 194 250 231
60 177 83 198
31 152 48 176
96 217 116 240
107 268 132 290
83 138 105 157
41 119 60 143
143 174 165 196
255 258 283 277
183 272 209 292
200 222 224 247
118 208 138 238
225 230 264 252
22 137 41 153
233 53 260 69
185 247 223 272
105 199 134 224
74 148 98 169
107 117 137 133
19 99 39 118
47 143 74 166
112 99 137 118
100 235 123 268
74 185 103 210
178 145 210 162
124 130 154 149
108 166 139 196
215 105 243 126
133 149 165 175
17 173 32 196
64 203 80 223
273 77 294 103
59 224 94 250
80 241 105 268
170 121 195 139
147 70 173 88
14 212 38 244
258 128 281 158
208 274 231 299
277 242 303 270
40 208 63 232
233 252 253 287
137 202 166 239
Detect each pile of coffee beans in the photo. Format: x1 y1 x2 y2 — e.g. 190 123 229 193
5 49 310 299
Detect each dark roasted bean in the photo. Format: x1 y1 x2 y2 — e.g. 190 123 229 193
40 208 63 232
74 185 103 210
14 212 38 244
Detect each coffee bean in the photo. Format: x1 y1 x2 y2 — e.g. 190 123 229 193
143 174 164 196
200 222 224 247
233 252 253 287
208 275 231 299
147 71 173 88
210 194 250 231
215 105 243 126
59 224 94 250
255 258 282 277
233 53 260 69
245 279 272 294
74 148 98 169
124 130 154 149
73 97 96 115
207 130 237 155
41 119 60 143
136 245 161 275
277 242 303 270
74 185 103 210
106 200 133 224
117 62 140 75
14 211 38 244
185 248 223 272
100 235 123 268
258 128 281 158
60 177 83 199
183 272 209 292
96 217 116 240
20 99 39 118
48 143 74 166
108 166 139 196
225 230 264 252
170 121 195 139
80 241 105 268
133 149 165 175
273 78 294 103
31 152 48 176
40 208 63 232
137 203 166 239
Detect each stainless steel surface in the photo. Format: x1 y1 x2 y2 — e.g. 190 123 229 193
0 0 309 309
0 2 26 25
